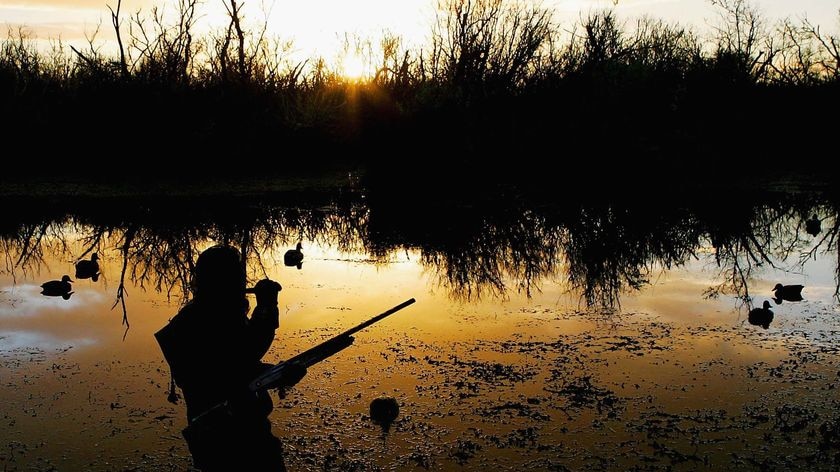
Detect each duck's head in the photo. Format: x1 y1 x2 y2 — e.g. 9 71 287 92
772 283 784 292
762 300 772 309
62 275 73 283
296 242 303 251
91 253 99 262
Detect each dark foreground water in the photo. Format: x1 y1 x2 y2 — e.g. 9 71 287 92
1 176 839 471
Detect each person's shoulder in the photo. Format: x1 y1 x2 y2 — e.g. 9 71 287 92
155 301 201 350
170 300 202 324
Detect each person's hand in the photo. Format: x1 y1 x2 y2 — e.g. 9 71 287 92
281 362 307 387
252 278 282 306
276 362 307 399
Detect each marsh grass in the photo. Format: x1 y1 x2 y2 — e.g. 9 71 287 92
1 0 839 176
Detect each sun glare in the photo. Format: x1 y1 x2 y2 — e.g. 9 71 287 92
341 52 371 81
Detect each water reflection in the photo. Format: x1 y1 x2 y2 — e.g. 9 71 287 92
3 183 840 471
1 187 839 311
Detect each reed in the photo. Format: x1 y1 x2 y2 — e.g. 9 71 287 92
1 0 838 171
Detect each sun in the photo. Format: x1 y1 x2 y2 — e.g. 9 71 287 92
341 52 371 81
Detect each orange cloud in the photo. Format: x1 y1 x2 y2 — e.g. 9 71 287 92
4 0 152 9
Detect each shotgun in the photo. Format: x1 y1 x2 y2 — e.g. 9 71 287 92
248 298 416 392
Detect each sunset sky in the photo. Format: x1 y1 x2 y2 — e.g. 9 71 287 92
2 0 838 61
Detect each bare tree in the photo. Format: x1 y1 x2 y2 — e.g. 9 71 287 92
708 0 777 82
107 0 129 78
799 14 840 81
127 0 198 82
226 0 247 78
430 0 553 95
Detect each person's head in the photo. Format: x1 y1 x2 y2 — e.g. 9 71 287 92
191 245 246 301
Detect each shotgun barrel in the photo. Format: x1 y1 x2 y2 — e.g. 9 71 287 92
249 298 416 391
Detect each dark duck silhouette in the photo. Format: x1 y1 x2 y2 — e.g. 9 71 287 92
748 300 774 329
284 242 303 269
805 214 821 236
75 253 100 281
772 283 804 304
41 275 74 300
369 396 399 434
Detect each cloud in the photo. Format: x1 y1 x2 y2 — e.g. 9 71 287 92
0 284 106 318
0 283 106 351
0 330 96 350
2 1 151 10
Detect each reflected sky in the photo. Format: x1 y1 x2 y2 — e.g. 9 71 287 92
1 214 838 349
2 194 840 470
0 330 96 351
0 283 105 348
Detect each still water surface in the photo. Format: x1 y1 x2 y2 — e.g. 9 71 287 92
1 189 839 471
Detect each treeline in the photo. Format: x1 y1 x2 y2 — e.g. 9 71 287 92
1 0 838 179
2 176 838 308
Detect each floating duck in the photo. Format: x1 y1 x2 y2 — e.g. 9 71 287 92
75 253 100 281
805 214 821 236
772 283 803 303
284 242 303 269
747 300 774 329
41 275 74 300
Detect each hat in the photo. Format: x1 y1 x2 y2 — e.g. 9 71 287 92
191 245 246 297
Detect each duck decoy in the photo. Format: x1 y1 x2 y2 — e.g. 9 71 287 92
747 300 774 329
772 283 803 302
369 396 399 434
75 253 100 281
369 396 399 424
284 242 303 269
41 275 74 299
805 214 821 236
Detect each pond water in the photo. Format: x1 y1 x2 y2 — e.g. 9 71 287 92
1 183 839 471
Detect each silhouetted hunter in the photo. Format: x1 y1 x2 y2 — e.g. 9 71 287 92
75 253 100 281
154 245 306 472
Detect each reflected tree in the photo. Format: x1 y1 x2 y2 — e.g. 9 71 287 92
699 192 838 308
2 186 839 316
561 203 702 309
0 196 366 333
419 210 563 301
701 198 786 306
799 208 840 301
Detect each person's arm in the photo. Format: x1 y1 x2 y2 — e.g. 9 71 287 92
245 279 308 390
245 279 283 360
